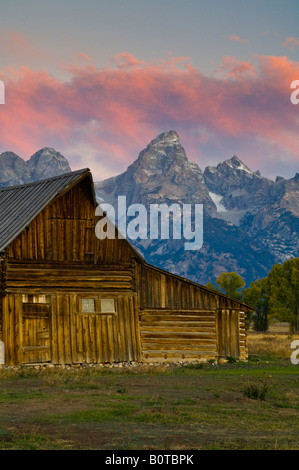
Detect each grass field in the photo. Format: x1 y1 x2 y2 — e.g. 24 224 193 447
0 324 298 450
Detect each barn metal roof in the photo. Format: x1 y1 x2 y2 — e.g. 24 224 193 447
0 168 93 252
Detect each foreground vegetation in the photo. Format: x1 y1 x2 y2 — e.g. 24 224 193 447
0 326 298 450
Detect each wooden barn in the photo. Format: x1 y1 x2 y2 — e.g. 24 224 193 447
0 169 253 366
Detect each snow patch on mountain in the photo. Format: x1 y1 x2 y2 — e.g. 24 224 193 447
209 191 227 213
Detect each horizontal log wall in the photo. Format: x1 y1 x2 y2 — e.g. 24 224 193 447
140 309 217 362
6 262 134 292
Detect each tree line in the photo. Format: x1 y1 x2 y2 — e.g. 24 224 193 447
205 257 299 333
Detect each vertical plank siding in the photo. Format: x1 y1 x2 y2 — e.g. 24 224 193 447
7 182 133 265
139 265 219 311
2 292 141 365
215 309 241 358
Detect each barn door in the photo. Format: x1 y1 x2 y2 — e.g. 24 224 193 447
22 302 51 363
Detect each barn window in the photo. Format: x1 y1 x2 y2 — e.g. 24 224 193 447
81 298 96 313
100 299 115 313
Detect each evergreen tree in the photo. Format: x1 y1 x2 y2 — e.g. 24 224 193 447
243 278 269 331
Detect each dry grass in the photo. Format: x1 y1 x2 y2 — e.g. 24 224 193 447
248 322 299 360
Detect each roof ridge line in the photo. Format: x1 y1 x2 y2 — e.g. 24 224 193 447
0 168 90 191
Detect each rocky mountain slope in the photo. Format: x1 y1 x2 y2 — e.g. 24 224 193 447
203 155 299 263
1 132 298 286
0 148 71 187
95 131 298 286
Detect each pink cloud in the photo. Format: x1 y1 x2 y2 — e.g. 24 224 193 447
282 37 299 50
216 56 256 79
0 52 298 180
0 30 45 63
77 52 94 63
229 34 249 43
111 52 146 69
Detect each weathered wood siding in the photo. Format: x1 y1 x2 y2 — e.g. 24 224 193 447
0 297 2 343
140 309 217 362
7 181 133 265
239 311 248 360
2 292 141 365
6 262 134 293
0 253 7 342
138 264 247 362
139 265 218 310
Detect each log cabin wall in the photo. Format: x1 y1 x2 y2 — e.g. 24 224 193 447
138 264 248 363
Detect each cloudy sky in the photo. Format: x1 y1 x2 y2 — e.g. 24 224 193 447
0 0 298 181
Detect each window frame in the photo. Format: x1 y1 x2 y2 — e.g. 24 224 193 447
77 296 117 315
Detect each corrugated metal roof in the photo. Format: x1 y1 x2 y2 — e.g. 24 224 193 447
0 168 92 252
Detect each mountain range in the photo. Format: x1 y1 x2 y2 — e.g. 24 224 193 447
1 131 298 287
0 147 71 186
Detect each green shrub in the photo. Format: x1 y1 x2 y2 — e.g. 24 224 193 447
241 374 272 401
227 356 237 363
